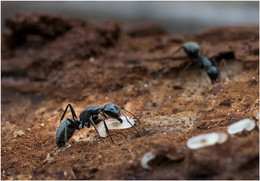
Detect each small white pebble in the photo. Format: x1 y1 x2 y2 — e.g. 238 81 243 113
105 97 109 100
144 84 148 88
237 109 239 112
89 57 95 62
220 89 223 91
13 130 25 137
227 113 230 116
3 171 5 174
41 123 45 127
141 151 156 169
228 118 255 134
28 128 31 131
168 96 171 99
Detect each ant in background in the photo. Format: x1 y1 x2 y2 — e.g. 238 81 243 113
172 42 231 87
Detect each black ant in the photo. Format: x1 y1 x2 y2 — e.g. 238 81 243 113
56 103 141 148
172 42 231 86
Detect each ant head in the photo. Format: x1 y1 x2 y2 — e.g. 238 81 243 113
183 42 200 58
207 66 219 83
103 104 121 121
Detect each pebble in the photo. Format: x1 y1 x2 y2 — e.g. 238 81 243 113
13 130 25 137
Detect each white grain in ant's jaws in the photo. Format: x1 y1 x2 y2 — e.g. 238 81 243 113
97 116 135 137
186 132 228 149
227 118 255 134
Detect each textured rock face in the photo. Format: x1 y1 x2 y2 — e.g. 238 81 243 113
1 13 259 180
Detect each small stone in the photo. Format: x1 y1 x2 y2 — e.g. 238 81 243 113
41 123 45 127
13 130 25 137
89 57 95 62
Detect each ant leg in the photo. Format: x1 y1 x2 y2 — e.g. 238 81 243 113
199 70 210 88
171 46 183 56
210 57 218 67
119 106 141 124
65 118 68 153
120 110 142 137
181 61 194 74
219 59 231 80
60 104 78 123
102 120 114 144
89 118 105 144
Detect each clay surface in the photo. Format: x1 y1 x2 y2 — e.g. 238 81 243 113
1 13 259 180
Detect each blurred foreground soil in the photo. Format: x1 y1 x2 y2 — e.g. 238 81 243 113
1 13 259 180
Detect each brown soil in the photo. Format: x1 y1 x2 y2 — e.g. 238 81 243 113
1 13 259 180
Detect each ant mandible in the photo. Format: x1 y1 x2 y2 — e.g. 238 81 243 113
56 103 141 148
172 42 231 86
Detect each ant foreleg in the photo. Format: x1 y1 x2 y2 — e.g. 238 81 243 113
219 59 231 80
102 120 114 144
89 118 105 144
171 46 183 56
120 110 142 137
60 104 78 123
181 61 194 73
119 106 141 124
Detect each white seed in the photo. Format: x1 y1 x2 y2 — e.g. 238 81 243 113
141 151 156 169
187 132 228 149
41 123 45 127
227 118 255 134
97 116 135 137
144 84 148 88
28 128 31 131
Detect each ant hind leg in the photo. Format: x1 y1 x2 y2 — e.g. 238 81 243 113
219 59 231 80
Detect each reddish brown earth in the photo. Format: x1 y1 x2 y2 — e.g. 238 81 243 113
1 13 259 180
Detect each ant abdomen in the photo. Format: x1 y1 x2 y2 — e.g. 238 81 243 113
56 118 76 147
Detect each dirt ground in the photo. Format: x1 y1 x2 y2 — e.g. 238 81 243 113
1 13 259 180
